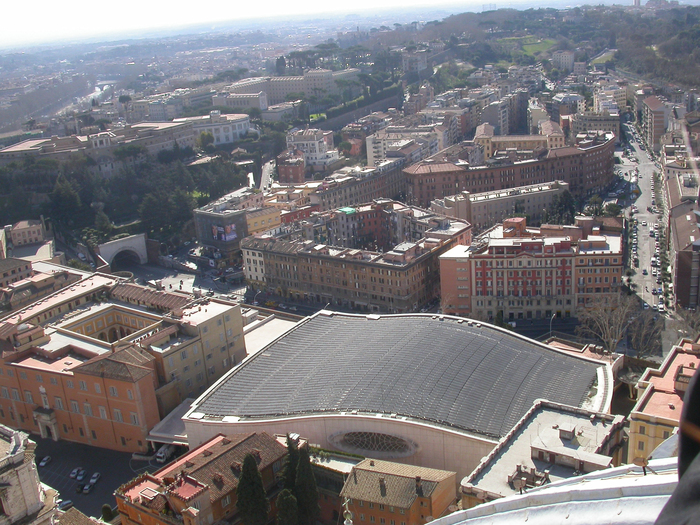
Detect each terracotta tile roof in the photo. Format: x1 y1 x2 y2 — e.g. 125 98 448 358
75 345 154 382
110 283 190 312
341 459 454 509
644 96 665 112
403 162 466 175
157 432 287 502
0 258 29 273
56 508 98 525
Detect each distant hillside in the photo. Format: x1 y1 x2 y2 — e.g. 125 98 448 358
382 5 700 88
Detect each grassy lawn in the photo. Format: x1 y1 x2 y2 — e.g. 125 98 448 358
522 39 556 56
592 51 616 64
496 36 555 57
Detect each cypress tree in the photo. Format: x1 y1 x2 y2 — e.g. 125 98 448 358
277 489 298 525
236 454 270 525
283 434 300 491
294 447 320 525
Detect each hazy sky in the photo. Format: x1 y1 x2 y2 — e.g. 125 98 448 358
0 0 477 49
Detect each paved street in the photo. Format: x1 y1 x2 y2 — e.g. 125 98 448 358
33 435 157 517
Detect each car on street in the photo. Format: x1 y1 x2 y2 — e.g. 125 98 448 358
642 221 647 226
90 472 101 484
642 269 648 275
69 468 81 479
643 302 650 309
39 456 51 467
659 304 665 313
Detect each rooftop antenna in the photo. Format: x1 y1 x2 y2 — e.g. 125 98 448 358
633 456 657 476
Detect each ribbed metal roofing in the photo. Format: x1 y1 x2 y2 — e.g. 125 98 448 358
195 314 600 438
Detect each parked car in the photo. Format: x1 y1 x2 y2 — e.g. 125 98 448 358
90 472 101 484
39 456 51 467
75 484 85 494
76 469 86 482
69 468 81 479
58 500 73 511
82 483 94 494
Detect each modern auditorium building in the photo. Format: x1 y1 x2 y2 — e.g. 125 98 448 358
183 311 613 481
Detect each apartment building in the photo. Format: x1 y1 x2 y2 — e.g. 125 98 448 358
366 131 439 166
276 149 306 184
341 459 457 525
220 68 360 105
430 181 570 233
628 340 700 463
473 121 564 159
549 92 586 122
287 128 339 171
173 111 251 146
569 111 620 140
0 258 33 288
242 202 471 312
402 50 429 72
552 50 575 72
527 99 549 134
245 207 281 235
211 91 268 111
439 217 623 320
0 425 57 525
130 87 215 122
406 131 615 206
643 96 669 153
116 432 287 525
307 160 406 211
10 220 45 247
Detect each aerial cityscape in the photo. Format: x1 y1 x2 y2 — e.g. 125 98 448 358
1 0 700 524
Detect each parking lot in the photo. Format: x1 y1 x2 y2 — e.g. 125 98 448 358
33 435 157 517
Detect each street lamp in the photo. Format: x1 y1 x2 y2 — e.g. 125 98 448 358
253 290 262 305
550 312 556 337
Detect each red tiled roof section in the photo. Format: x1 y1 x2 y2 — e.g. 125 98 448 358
644 96 665 112
403 162 466 175
75 345 154 382
157 433 287 502
110 283 190 311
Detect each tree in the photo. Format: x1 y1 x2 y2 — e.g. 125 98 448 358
294 448 319 525
101 504 114 521
118 95 132 104
628 310 664 359
546 190 577 225
50 178 82 225
197 131 215 149
95 210 113 235
282 434 299 491
277 489 298 525
276 56 287 76
236 454 270 525
338 141 352 155
575 293 640 353
586 194 604 216
603 202 622 217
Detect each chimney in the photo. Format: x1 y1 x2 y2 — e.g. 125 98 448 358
370 460 375 467
415 476 422 492
379 476 385 487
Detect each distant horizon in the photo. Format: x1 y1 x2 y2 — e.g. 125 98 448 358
0 0 648 52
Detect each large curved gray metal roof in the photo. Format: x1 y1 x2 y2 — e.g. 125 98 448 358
195 313 601 438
